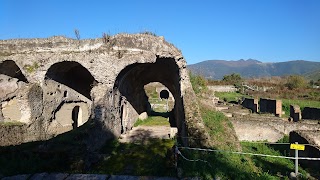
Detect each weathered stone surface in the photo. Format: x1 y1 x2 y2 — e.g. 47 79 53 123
290 105 301 122
108 175 176 180
66 174 109 180
42 173 69 180
138 112 148 120
0 34 210 147
29 172 49 180
231 115 320 142
1 174 31 180
208 85 237 92
0 124 27 146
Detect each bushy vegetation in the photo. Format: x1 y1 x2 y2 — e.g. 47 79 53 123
222 73 243 86
189 72 207 94
285 75 307 90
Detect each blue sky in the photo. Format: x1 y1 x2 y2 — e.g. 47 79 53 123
1 0 319 64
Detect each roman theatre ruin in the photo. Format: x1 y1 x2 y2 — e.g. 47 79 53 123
0 34 210 147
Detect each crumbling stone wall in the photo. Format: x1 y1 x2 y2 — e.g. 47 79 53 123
0 124 27 146
241 98 258 113
0 34 208 147
302 107 320 120
290 105 301 122
259 98 282 117
231 115 320 142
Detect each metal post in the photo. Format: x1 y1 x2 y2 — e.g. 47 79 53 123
295 142 298 176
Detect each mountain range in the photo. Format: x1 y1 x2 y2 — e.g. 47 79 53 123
187 59 320 80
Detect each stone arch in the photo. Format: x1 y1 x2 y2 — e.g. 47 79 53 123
0 60 29 123
160 89 169 99
111 57 184 135
45 61 97 100
0 60 28 82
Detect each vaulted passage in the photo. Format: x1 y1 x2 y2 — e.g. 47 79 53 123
112 57 184 135
45 61 96 99
0 60 28 82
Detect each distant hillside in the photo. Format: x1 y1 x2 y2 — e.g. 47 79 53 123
187 59 320 80
304 69 320 81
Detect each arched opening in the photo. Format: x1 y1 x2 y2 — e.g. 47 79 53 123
0 60 28 82
72 106 81 129
144 82 175 116
160 89 169 100
111 57 184 136
0 60 29 123
45 61 97 99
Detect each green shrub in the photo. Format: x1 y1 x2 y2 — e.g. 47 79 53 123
189 72 207 94
285 75 307 90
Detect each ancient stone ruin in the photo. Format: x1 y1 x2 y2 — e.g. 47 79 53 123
241 97 282 116
241 98 258 113
290 105 301 122
259 98 282 117
0 34 210 146
302 107 320 120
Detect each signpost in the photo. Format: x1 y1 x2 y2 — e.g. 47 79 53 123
290 142 305 176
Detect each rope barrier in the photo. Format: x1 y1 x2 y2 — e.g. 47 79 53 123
177 136 320 148
175 146 212 167
178 146 320 161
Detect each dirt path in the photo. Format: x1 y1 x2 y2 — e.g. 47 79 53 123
119 126 171 143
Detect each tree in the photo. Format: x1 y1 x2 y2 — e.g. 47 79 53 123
189 72 207 94
285 75 307 90
74 29 80 40
222 73 242 85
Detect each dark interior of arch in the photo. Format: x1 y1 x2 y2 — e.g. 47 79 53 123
45 61 96 99
0 60 28 82
114 57 183 128
160 89 170 99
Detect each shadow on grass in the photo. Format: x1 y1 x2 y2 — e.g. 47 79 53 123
0 120 113 176
0 121 176 177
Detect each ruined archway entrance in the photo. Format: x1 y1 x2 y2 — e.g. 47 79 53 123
144 82 175 123
0 60 29 123
44 61 96 134
45 61 96 99
110 57 184 138
0 60 28 83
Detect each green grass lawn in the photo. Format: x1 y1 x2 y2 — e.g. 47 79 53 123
282 99 320 116
214 92 248 102
134 115 170 127
93 139 175 176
